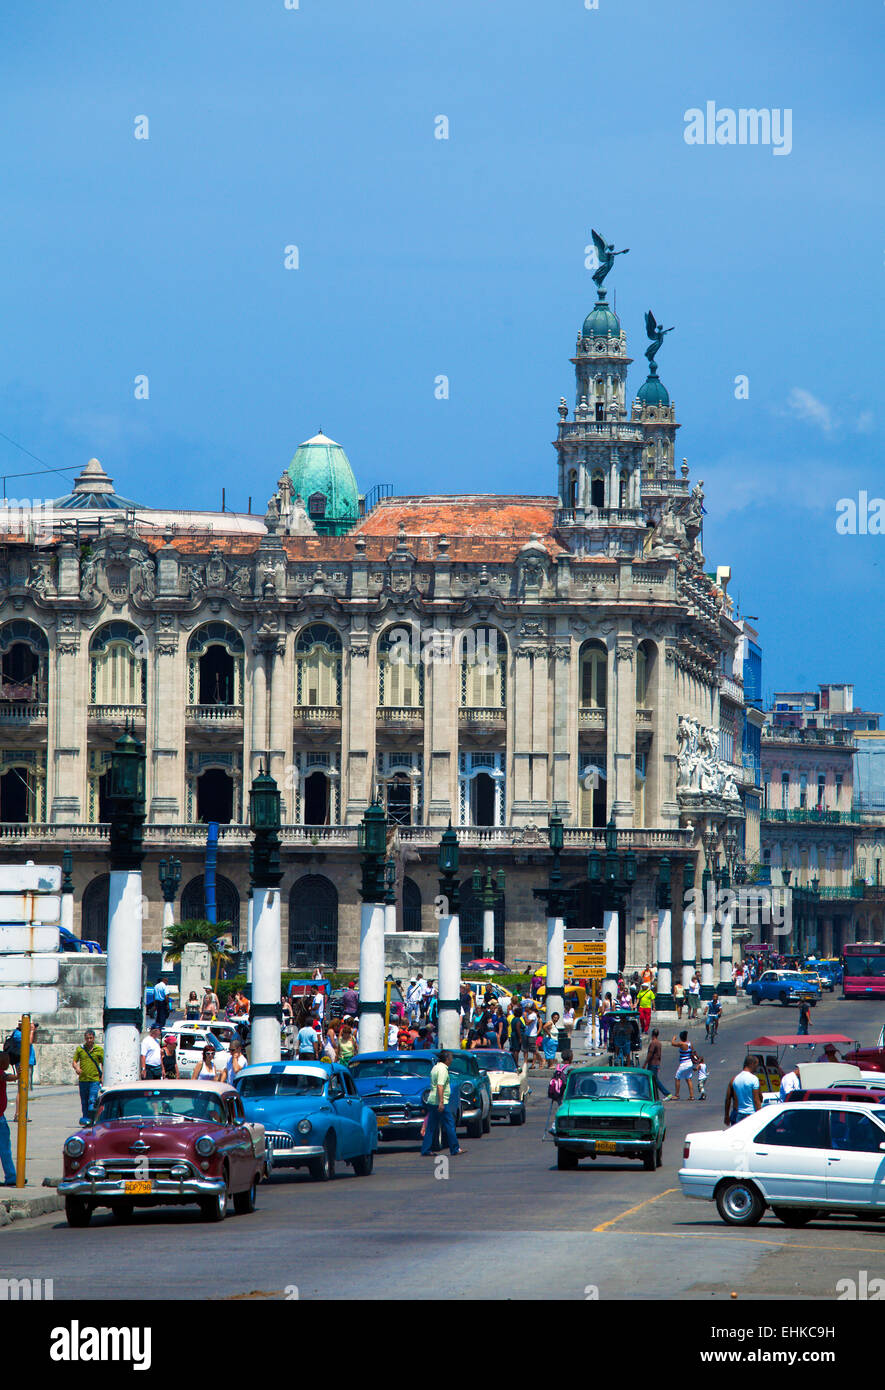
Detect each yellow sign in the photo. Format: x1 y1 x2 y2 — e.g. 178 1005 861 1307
565 940 605 954
568 965 606 980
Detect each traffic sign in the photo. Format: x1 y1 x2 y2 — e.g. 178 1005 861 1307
0 955 59 985
0 865 61 894
0 895 60 924
565 940 606 954
0 926 59 954
0 986 59 1014
570 967 606 981
565 955 601 970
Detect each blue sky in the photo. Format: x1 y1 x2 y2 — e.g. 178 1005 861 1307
1 1 883 709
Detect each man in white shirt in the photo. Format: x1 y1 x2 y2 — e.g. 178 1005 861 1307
523 1004 540 1070
387 1018 400 1048
312 989 325 1026
724 1056 762 1125
779 1064 801 1101
140 1025 163 1080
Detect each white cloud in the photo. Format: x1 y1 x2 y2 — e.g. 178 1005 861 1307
855 410 874 435
785 388 833 433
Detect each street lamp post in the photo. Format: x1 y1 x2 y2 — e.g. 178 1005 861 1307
654 857 674 1009
587 817 637 1001
358 801 388 1053
103 726 147 1087
719 827 738 995
472 861 505 958
700 858 716 1000
249 767 283 1064
158 856 181 938
383 856 397 936
60 846 74 938
436 823 462 1051
533 813 571 1024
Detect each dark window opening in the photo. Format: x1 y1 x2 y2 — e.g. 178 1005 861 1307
82 874 109 951
595 402 604 422
308 492 327 518
592 778 607 828
386 776 412 826
288 875 338 969
0 768 29 822
567 471 578 509
2 642 39 685
304 771 329 825
590 474 605 509
403 876 422 932
199 645 235 705
471 772 496 827
98 770 113 822
196 769 234 824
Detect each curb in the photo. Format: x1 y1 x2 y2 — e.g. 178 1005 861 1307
0 1191 63 1226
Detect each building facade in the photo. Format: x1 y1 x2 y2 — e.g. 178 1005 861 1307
0 273 755 974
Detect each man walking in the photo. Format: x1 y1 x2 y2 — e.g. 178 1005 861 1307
420 1050 462 1158
296 1016 321 1060
724 1055 762 1126
153 977 170 1031
72 1029 104 1124
0 1051 16 1185
644 1028 670 1097
141 1024 163 1080
637 980 655 1035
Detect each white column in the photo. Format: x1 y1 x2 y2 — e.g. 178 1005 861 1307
437 912 462 1051
358 901 386 1054
251 886 282 1064
682 901 697 989
61 890 74 937
384 901 397 935
482 907 495 956
162 899 175 933
700 902 715 998
246 893 254 988
104 869 144 1087
545 915 565 1022
656 907 673 1006
601 907 619 1002
719 904 733 994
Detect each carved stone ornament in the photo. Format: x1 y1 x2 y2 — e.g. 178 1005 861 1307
514 825 545 846
550 644 571 661
616 643 634 663
56 642 80 656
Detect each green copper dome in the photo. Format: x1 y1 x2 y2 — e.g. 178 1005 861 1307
637 364 670 407
582 292 621 340
287 431 359 535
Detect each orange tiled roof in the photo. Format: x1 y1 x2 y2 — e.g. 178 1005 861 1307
355 495 559 538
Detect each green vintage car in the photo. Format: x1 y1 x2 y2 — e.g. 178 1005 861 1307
550 1065 666 1172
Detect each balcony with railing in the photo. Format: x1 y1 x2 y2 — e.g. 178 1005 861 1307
719 674 744 706
761 807 859 825
0 701 48 726
293 704 341 727
762 724 856 748
459 707 506 729
88 704 146 726
578 707 606 731
635 707 653 726
186 704 244 726
376 706 424 728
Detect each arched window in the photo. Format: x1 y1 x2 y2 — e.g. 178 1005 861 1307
303 770 330 825
179 873 241 949
295 624 342 708
459 627 506 708
90 622 146 706
187 623 244 706
471 772 496 827
196 769 234 824
288 875 338 969
635 639 656 708
0 620 47 700
82 873 110 951
378 626 424 708
459 877 505 962
580 641 607 710
590 471 605 510
403 876 422 932
567 470 578 509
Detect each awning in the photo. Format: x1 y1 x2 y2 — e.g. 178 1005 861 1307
746 1034 858 1049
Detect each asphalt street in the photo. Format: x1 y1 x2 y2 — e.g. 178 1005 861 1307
2 995 883 1301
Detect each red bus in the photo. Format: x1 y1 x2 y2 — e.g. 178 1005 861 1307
842 942 885 999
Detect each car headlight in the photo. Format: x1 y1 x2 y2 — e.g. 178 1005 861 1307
64 1136 85 1158
460 1084 476 1103
195 1135 216 1157
421 1089 432 1106
297 1118 312 1135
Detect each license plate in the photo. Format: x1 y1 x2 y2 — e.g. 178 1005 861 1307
595 1140 617 1153
376 1116 389 1127
124 1180 152 1194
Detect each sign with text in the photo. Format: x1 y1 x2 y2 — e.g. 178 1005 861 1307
0 985 59 1014
0 955 59 985
0 926 60 954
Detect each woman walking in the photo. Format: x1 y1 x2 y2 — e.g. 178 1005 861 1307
669 1030 695 1101
338 1023 358 1066
161 1035 179 1080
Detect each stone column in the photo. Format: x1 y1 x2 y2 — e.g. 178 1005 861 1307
437 911 462 1051
719 899 734 995
151 630 185 821
545 915 565 1023
681 863 697 989
425 616 454 825
358 901 386 1053
656 907 673 1009
482 907 495 955
612 629 635 825
344 635 372 821
51 636 88 820
601 906 620 1001
103 869 144 1086
251 886 282 1063
700 896 715 1000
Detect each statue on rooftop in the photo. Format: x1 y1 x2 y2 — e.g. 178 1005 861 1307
644 310 675 366
591 229 630 292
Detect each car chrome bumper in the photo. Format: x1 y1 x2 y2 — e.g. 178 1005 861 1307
269 1144 325 1164
678 1170 718 1199
491 1098 523 1115
58 1176 226 1198
554 1137 655 1158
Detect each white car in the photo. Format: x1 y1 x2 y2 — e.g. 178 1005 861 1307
680 1098 885 1227
166 1020 241 1076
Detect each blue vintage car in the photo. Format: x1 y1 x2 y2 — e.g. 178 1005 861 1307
349 1050 491 1139
746 969 821 1008
234 1062 377 1181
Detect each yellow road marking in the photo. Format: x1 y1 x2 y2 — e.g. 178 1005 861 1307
592 1188 679 1231
595 1229 885 1254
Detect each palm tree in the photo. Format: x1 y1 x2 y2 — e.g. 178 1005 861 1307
163 919 233 969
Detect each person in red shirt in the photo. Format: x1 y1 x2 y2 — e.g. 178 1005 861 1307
0 1051 17 1185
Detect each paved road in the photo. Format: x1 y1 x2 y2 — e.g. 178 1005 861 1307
2 995 883 1300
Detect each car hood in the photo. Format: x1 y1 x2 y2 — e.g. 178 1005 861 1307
241 1099 335 1131
556 1099 657 1120
352 1075 431 1102
482 1071 521 1092
81 1119 219 1157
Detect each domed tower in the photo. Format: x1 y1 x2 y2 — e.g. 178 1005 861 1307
631 312 681 500
287 431 360 536
553 239 646 555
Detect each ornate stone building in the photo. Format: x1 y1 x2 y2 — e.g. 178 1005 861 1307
0 275 755 973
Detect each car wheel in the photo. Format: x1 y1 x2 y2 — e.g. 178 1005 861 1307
233 1178 257 1215
771 1206 817 1227
779 992 789 1006
466 1114 484 1139
655 1142 663 1169
352 1150 374 1176
716 1180 764 1226
557 1147 579 1171
482 1110 491 1134
110 1200 135 1223
309 1137 336 1181
64 1197 93 1228
642 1149 656 1171
752 994 761 1005
199 1188 227 1223
509 1106 526 1126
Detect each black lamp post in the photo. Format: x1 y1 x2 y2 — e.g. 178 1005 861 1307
384 857 397 906
107 726 146 872
158 856 181 904
437 821 460 914
586 816 636 974
249 767 282 889
61 847 73 894
358 800 388 903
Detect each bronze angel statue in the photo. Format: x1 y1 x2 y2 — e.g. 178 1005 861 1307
644 310 675 365
591 229 629 291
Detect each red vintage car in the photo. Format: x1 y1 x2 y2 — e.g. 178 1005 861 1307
59 1082 267 1227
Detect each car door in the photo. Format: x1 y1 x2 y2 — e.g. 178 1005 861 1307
826 1108 885 1207
328 1071 358 1158
748 1106 830 1203
341 1070 373 1152
223 1095 253 1186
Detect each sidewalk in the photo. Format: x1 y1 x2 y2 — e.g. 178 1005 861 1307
1 1083 82 1226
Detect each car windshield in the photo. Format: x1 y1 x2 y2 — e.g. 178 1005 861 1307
564 1071 652 1102
237 1074 326 1098
844 956 885 977
349 1058 434 1080
475 1052 517 1073
96 1090 226 1124
780 973 807 984
446 1053 476 1075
